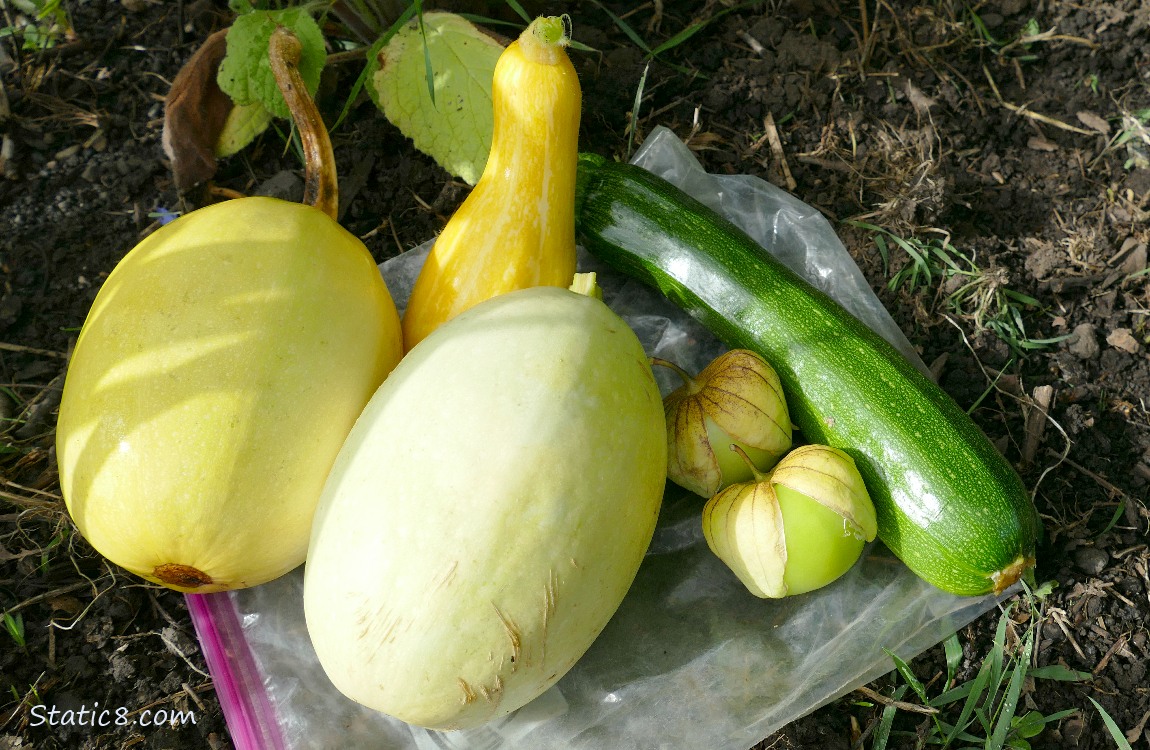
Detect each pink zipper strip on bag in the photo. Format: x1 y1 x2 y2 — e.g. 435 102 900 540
187 592 287 750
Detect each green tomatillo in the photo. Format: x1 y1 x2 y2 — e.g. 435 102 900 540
655 349 792 498
702 444 878 598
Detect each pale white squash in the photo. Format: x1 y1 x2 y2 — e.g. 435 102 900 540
304 284 666 730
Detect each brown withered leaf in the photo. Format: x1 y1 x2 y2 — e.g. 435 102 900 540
162 28 233 193
1076 110 1111 134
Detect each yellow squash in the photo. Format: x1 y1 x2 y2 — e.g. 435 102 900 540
401 16 581 350
57 199 402 592
55 29 403 592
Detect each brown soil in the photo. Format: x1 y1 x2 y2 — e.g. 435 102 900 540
2 1 1148 749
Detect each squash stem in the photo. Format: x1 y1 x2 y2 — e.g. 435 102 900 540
991 554 1034 595
518 15 570 66
269 27 338 219
569 272 603 300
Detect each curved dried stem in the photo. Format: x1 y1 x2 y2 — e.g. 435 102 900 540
268 26 338 218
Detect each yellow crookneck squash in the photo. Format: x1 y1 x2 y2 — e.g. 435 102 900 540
401 16 582 351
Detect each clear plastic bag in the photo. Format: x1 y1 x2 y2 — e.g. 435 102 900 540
188 127 1004 750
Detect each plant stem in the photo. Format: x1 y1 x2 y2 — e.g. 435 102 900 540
268 26 338 218
649 357 697 389
730 443 769 483
568 272 603 300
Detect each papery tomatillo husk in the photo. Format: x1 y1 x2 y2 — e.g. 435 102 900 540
702 444 877 599
657 349 792 498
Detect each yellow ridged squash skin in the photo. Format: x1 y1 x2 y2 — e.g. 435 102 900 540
400 20 581 350
304 285 666 730
56 197 402 592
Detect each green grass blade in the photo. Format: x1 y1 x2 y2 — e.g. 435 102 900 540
843 219 886 233
934 724 987 745
944 632 963 688
501 0 531 23
929 242 965 272
1088 698 1134 750
872 684 909 750
889 236 931 287
648 19 711 57
988 628 1035 749
1002 289 1040 306
457 14 524 29
1027 665 1091 682
884 649 931 706
967 6 1002 46
565 36 599 52
588 0 651 54
988 604 1011 686
332 4 418 131
647 1 757 57
1021 703 1081 731
1014 334 1071 350
942 654 993 744
416 1 436 108
932 680 974 708
973 706 994 736
626 61 650 160
3 612 25 648
873 235 891 273
1096 498 1127 537
886 233 924 260
966 358 1014 415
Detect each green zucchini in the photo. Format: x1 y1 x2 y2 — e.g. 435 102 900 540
574 152 1039 597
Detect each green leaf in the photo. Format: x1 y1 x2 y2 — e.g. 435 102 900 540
215 101 274 157
1029 579 1056 600
1012 710 1047 739
372 12 504 185
350 4 419 125
217 8 327 121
